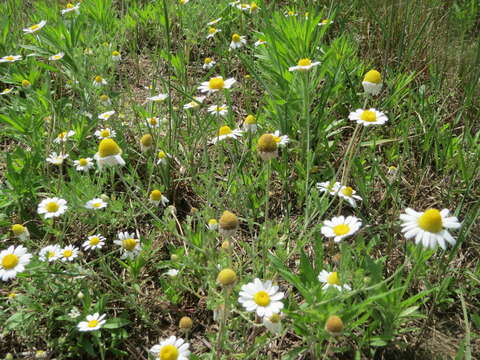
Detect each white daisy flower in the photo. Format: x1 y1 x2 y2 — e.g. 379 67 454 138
94 139 125 169
262 313 283 334
95 127 116 139
93 75 107 87
165 269 179 277
99 94 112 106
98 110 115 120
146 93 169 102
198 76 236 94
337 185 362 207
1 88 14 95
150 336 190 360
68 308 81 319
149 190 169 206
238 278 284 317
49 52 64 61
183 96 206 110
318 19 334 26
53 130 75 143
23 20 47 34
0 55 22 63
316 181 341 195
111 51 121 61
321 216 362 243
400 208 461 250
202 57 216 70
289 58 320 72
60 245 79 262
271 130 289 147
77 313 106 332
348 108 388 126
207 18 222 26
207 104 229 117
318 270 351 291
284 10 298 17
210 125 243 144
157 150 170 165
39 245 62 262
229 33 247 50
0 245 32 281
362 70 383 95
114 232 141 259
82 235 106 251
37 197 68 219
179 0 190 4
46 152 68 165
85 198 107 210
243 115 257 132
206 27 221 39
74 157 94 172
11 224 30 241
146 117 162 127
254 39 267 47
236 3 250 11
207 219 218 231
61 3 80 15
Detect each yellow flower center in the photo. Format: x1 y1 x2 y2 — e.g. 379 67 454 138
22 80 31 87
288 10 294 16
321 19 329 24
141 134 153 147
100 129 110 137
46 202 59 213
59 131 68 139
89 237 100 245
158 151 166 159
94 76 103 83
150 190 162 201
63 250 73 258
251 2 258 10
363 69 381 84
66 3 74 8
122 238 137 251
100 94 109 101
258 134 277 152
232 33 241 42
112 51 120 56
341 186 353 197
11 224 26 235
417 208 443 233
208 219 217 225
98 138 121 157
360 110 377 122
30 24 40 30
87 319 99 328
219 210 239 230
245 115 256 124
78 158 88 166
149 118 158 125
204 57 212 64
92 202 102 208
2 254 19 270
47 251 56 259
297 58 312 67
208 27 217 34
159 345 179 360
6 56 15 61
273 136 281 143
326 272 340 285
218 125 232 136
208 77 225 90
333 224 350 236
254 290 270 306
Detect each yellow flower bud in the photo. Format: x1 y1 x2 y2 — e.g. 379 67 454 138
217 268 237 286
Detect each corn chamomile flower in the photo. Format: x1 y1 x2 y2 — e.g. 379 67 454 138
349 108 388 126
337 185 362 207
23 20 47 34
206 27 221 39
236 3 250 11
77 313 106 332
316 181 341 195
46 152 68 165
53 130 75 143
149 189 169 206
207 218 218 230
150 336 190 360
61 3 80 15
146 117 161 127
399 208 461 250
318 19 334 26
37 197 68 218
82 235 106 251
60 245 79 262
263 312 283 334
254 39 267 47
99 94 111 105
111 50 121 61
93 75 107 87
0 245 32 281
203 57 216 70
140 134 154 152
95 127 116 139
11 224 29 241
230 33 247 50
146 93 169 102
250 2 260 12
198 76 236 94
207 18 222 26
210 125 243 144
98 110 115 120
166 269 179 277
218 210 239 237
49 52 64 61
321 216 362 243
157 150 170 165
243 114 257 132
114 232 141 259
269 130 289 147
85 198 108 210
362 69 383 95
183 96 205 110
208 104 229 117
94 138 125 169
257 134 278 161
0 55 22 63
318 270 351 291
1 88 14 95
39 245 61 262
284 10 298 17
289 58 320 72
238 278 284 317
